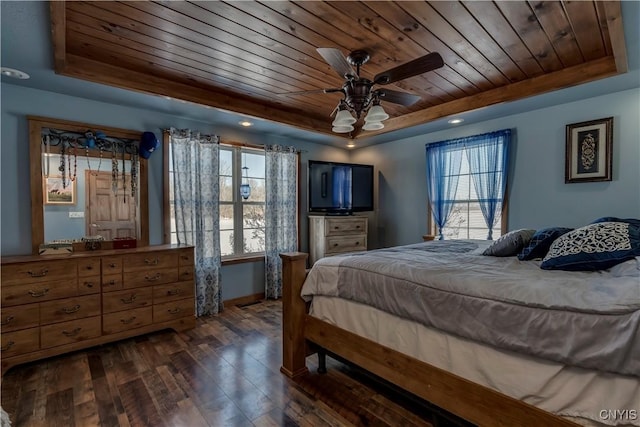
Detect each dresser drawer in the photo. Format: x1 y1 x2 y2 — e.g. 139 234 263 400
325 235 367 255
325 217 367 236
153 298 194 323
123 252 178 272
2 259 76 286
102 256 123 276
101 273 123 292
78 275 101 295
1 304 39 332
77 258 100 277
40 295 101 325
40 316 101 349
153 281 195 305
123 267 179 289
177 266 194 282
1 279 78 307
1 327 39 357
103 306 152 335
102 287 153 314
178 249 194 266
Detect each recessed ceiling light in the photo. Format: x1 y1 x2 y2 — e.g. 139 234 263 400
448 118 464 124
239 120 253 127
346 142 355 148
1 67 30 80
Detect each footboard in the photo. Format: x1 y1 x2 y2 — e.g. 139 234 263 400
279 252 579 427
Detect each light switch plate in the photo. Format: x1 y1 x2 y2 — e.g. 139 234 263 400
69 211 85 218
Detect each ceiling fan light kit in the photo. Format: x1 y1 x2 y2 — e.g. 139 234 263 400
298 48 444 134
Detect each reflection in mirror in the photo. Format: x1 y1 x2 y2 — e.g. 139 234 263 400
42 154 136 242
29 116 149 254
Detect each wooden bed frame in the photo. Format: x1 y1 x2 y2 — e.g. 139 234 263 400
279 252 579 427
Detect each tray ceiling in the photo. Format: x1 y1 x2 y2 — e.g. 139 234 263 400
51 1 628 140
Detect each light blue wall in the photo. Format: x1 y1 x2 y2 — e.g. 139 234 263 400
351 88 640 248
1 83 348 300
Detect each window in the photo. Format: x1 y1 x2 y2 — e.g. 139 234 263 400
427 130 510 240
219 146 265 256
437 149 503 240
167 142 265 257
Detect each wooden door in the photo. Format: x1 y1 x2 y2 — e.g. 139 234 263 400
86 171 136 239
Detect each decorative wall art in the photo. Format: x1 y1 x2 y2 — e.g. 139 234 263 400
565 117 613 183
44 175 76 205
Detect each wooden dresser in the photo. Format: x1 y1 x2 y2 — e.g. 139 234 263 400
309 215 368 265
1 244 195 374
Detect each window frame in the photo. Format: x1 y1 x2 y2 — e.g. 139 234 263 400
163 132 270 264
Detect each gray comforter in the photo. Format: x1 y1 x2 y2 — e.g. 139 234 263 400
301 240 640 376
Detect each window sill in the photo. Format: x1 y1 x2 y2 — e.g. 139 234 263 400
221 253 265 266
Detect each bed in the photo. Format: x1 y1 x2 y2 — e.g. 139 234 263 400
279 233 640 427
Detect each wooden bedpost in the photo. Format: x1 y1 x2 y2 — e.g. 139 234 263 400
279 252 310 378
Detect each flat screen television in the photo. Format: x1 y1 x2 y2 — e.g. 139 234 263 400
308 160 374 214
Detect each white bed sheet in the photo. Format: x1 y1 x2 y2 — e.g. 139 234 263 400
310 296 640 427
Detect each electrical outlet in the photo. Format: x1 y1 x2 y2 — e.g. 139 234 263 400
69 211 85 218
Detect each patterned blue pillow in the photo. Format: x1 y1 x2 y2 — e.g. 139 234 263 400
541 222 640 271
517 227 573 261
590 217 640 226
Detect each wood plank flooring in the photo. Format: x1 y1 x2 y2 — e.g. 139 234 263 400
1 300 473 427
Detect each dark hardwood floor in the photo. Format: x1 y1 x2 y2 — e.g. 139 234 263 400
1 300 472 427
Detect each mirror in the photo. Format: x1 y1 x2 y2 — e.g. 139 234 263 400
29 116 149 254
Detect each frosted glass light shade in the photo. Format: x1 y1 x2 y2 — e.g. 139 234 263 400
332 109 357 126
332 124 354 133
362 121 384 131
365 104 389 122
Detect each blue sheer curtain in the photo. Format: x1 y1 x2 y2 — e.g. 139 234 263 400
170 128 222 316
426 140 464 239
264 145 298 299
465 130 511 240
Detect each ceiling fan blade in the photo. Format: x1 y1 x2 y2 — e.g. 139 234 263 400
376 89 421 106
278 88 343 96
374 52 444 85
317 48 358 79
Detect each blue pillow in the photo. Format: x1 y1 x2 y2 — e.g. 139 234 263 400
590 217 640 226
517 227 573 261
541 222 640 271
482 229 536 257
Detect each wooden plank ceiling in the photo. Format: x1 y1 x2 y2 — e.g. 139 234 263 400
51 1 627 140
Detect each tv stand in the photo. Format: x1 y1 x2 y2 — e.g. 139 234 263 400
308 215 368 265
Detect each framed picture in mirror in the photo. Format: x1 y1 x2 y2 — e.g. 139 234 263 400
43 176 76 205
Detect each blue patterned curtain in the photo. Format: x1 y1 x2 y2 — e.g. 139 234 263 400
170 128 222 316
264 145 298 299
465 130 511 239
426 140 463 240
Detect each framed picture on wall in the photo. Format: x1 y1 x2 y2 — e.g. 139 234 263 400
43 176 76 205
565 117 613 183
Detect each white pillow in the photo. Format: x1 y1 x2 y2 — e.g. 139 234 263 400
608 256 640 277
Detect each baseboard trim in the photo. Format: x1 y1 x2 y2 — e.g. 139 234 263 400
224 292 265 307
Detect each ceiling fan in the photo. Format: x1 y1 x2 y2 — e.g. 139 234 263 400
289 48 444 133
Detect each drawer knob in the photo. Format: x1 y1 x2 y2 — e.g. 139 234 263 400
62 328 82 337
85 266 93 271
120 295 137 304
355 242 360 245
144 258 159 265
334 226 339 230
168 308 182 315
333 243 339 247
1 341 15 351
106 280 116 286
181 256 189 260
109 263 116 268
27 269 48 278
28 288 50 298
145 274 161 282
84 282 95 288
167 289 181 296
356 225 361 229
1 316 15 326
61 304 81 314
121 316 137 325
